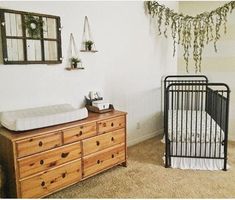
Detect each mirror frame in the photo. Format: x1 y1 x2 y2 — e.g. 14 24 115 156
0 8 62 65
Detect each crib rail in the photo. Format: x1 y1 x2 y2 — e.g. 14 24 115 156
164 79 230 171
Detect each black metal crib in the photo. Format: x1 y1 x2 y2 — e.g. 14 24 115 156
164 75 230 171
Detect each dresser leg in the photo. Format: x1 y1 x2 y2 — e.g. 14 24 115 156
121 161 127 167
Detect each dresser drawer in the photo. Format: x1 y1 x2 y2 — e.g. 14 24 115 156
16 132 62 158
63 122 96 144
83 128 125 156
83 144 125 177
20 159 81 198
98 116 125 134
17 141 81 179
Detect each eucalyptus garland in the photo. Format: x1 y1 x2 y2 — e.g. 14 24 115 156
145 1 235 72
25 14 44 38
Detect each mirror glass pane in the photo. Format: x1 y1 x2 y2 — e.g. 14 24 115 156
5 13 23 37
44 41 58 61
43 17 57 39
6 39 24 61
26 39 42 61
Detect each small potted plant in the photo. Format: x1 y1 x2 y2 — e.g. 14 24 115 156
70 57 81 69
85 40 94 51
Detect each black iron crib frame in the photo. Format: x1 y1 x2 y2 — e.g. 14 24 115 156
164 75 230 171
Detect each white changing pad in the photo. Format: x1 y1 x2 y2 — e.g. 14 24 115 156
0 104 88 131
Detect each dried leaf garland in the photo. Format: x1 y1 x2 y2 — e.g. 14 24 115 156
145 1 235 73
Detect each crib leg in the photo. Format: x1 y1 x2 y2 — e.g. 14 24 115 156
223 159 227 171
165 155 170 168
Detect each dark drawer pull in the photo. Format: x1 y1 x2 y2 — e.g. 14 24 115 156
80 125 84 129
97 160 101 164
41 181 45 187
79 130 83 135
61 152 69 158
40 160 44 165
112 154 115 158
49 161 57 167
111 122 114 127
96 141 100 146
62 173 66 178
111 137 114 142
38 141 43 147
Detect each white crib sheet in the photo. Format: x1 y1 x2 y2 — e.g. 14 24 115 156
0 104 88 131
168 110 224 143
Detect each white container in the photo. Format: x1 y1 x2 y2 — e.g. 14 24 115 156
92 100 110 110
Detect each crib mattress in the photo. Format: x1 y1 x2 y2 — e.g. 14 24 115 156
0 104 88 131
168 110 224 143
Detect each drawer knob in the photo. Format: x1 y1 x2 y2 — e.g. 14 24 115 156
61 152 70 158
112 154 115 158
111 137 114 142
111 122 114 127
40 160 44 165
62 173 66 178
97 160 101 164
79 130 83 135
38 141 43 147
80 125 84 129
96 141 100 146
41 181 45 187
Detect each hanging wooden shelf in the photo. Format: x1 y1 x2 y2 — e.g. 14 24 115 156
80 50 98 53
80 16 98 52
66 33 84 71
65 67 85 71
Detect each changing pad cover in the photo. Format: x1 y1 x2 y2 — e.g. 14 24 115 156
0 104 88 131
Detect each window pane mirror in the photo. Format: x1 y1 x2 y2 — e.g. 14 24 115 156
0 9 62 64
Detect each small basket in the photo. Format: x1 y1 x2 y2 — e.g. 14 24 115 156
85 96 114 113
86 104 114 113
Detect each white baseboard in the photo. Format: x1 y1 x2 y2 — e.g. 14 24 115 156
127 129 163 147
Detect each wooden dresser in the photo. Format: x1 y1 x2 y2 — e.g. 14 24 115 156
0 110 127 198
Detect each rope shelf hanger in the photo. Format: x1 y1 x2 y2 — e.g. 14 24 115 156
145 1 235 73
80 16 98 53
65 33 84 71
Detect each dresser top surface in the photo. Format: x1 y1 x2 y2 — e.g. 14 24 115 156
0 110 127 141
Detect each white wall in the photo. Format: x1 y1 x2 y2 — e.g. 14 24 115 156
178 1 235 140
0 1 178 145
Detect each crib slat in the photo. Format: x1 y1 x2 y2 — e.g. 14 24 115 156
195 84 198 157
219 91 223 158
176 90 179 156
204 87 208 158
200 83 203 157
180 82 184 155
171 90 174 156
214 91 218 158
209 90 213 158
185 83 188 156
190 85 193 157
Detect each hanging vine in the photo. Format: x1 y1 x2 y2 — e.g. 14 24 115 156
145 1 235 73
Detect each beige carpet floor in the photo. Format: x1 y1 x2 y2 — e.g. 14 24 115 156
49 135 235 198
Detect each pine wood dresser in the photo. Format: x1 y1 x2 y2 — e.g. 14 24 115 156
0 110 127 198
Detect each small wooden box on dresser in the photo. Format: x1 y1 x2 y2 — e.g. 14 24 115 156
0 110 127 198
